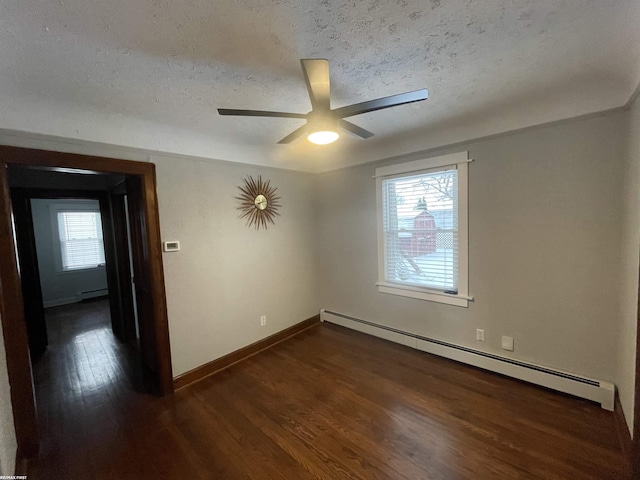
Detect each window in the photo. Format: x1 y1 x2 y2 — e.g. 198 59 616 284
376 152 472 307
56 209 106 271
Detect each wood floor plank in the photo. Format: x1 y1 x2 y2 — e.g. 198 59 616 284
26 300 627 479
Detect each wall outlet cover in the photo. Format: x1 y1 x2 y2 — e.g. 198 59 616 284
476 329 485 341
501 336 514 351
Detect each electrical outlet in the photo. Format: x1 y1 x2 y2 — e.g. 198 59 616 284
260 315 267 326
476 329 485 341
501 336 514 351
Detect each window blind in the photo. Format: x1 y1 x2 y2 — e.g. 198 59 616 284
381 167 458 292
57 211 106 270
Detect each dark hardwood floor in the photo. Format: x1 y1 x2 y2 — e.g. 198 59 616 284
27 301 626 479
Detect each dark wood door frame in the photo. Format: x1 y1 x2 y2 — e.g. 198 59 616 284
634 266 640 477
0 146 173 459
125 176 159 372
9 189 48 358
111 193 138 344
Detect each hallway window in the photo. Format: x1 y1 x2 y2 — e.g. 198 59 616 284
57 210 106 270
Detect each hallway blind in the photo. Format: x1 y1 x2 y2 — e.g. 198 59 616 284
57 211 106 270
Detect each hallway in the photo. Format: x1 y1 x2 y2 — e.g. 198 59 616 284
29 299 155 479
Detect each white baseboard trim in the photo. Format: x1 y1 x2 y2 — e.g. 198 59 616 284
80 289 108 301
43 297 78 308
43 289 108 308
320 309 615 411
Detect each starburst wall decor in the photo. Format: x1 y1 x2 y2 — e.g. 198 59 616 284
236 175 281 230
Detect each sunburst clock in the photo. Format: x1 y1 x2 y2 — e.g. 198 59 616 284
236 175 281 230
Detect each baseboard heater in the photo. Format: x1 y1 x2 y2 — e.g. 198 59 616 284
320 309 615 411
79 288 108 301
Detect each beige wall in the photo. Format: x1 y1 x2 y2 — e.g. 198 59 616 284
316 112 625 384
619 92 640 434
0 319 17 475
152 155 320 376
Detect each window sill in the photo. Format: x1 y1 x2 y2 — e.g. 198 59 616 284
376 282 472 307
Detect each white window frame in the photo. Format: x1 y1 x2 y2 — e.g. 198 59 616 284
49 200 106 274
375 151 472 307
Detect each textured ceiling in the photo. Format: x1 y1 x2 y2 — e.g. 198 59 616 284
1 0 639 172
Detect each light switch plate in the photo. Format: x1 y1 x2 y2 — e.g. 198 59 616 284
163 240 180 252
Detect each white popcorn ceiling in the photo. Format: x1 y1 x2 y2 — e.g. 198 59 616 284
1 0 639 172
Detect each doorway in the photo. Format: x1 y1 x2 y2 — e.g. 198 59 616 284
0 146 173 460
12 178 150 380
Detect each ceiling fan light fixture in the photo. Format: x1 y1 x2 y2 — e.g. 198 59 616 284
308 129 339 145
307 116 339 145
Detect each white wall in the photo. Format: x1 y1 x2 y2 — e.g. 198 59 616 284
152 155 320 376
31 199 108 307
619 92 640 434
0 319 17 476
316 111 625 385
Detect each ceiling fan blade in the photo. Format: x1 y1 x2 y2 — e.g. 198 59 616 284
301 59 330 111
218 108 306 119
338 119 374 139
277 125 308 144
332 89 429 118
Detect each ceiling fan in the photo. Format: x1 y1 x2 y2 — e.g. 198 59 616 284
218 59 428 145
